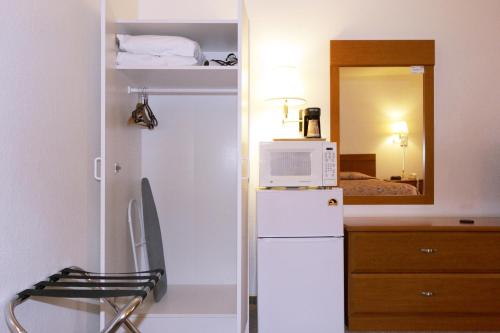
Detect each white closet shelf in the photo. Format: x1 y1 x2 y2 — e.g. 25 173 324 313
132 284 237 318
118 66 238 89
116 65 238 70
116 20 238 52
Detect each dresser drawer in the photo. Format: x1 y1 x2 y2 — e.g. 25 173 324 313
348 232 500 273
350 274 500 314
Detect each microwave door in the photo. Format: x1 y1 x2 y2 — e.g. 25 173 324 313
260 147 323 187
307 148 323 185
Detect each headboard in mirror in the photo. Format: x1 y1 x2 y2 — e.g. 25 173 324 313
331 40 434 205
340 154 376 177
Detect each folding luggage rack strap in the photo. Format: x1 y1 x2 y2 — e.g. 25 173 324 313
5 266 164 333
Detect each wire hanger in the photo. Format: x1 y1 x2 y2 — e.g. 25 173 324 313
128 88 158 130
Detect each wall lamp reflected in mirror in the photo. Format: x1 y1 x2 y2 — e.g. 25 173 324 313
392 121 409 147
392 121 409 178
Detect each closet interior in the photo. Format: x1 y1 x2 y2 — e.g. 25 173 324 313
99 1 249 332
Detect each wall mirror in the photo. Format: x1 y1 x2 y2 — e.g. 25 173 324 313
330 40 434 205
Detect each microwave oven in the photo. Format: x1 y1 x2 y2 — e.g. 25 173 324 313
259 141 337 187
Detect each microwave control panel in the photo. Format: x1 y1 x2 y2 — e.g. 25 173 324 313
323 142 337 186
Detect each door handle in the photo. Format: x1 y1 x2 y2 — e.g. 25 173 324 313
94 157 102 182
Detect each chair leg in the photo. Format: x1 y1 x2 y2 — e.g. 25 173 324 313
68 267 142 333
5 267 150 332
101 296 143 333
5 297 27 333
104 298 142 333
5 295 143 333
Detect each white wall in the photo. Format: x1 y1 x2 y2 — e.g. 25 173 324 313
247 0 500 295
138 0 237 20
0 0 101 331
141 95 238 285
135 0 500 296
109 0 138 19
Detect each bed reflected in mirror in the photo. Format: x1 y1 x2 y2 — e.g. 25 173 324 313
339 67 424 197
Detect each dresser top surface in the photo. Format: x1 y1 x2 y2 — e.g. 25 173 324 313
344 217 500 232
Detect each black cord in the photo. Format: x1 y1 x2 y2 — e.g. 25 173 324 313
210 53 238 66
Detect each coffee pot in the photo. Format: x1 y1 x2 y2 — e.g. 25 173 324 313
303 107 321 138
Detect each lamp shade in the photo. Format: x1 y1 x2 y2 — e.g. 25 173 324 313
266 66 306 106
392 121 409 134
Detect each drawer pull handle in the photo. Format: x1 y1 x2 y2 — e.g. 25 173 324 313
420 248 436 254
421 291 434 297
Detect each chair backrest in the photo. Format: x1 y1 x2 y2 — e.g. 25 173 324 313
141 178 167 302
127 199 149 272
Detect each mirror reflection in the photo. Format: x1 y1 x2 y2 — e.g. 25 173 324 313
339 67 424 196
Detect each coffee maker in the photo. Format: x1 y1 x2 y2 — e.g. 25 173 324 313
303 107 321 138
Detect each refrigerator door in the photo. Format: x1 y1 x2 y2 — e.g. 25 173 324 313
257 189 343 238
258 237 344 333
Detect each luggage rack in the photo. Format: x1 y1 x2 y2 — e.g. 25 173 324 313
6 179 166 333
6 266 164 333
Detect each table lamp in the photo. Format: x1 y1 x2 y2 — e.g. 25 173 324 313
392 121 409 178
266 66 306 123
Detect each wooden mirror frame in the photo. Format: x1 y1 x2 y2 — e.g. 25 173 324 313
330 40 435 205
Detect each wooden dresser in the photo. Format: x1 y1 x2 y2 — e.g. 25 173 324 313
344 217 500 331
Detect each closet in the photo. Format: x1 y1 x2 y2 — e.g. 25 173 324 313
98 1 249 332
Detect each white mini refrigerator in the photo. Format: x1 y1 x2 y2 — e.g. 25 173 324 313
257 188 344 333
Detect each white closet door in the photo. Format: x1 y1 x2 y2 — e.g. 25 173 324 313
237 3 250 332
100 2 142 330
101 0 141 275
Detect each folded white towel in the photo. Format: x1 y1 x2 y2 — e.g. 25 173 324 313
117 34 202 58
116 52 202 67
